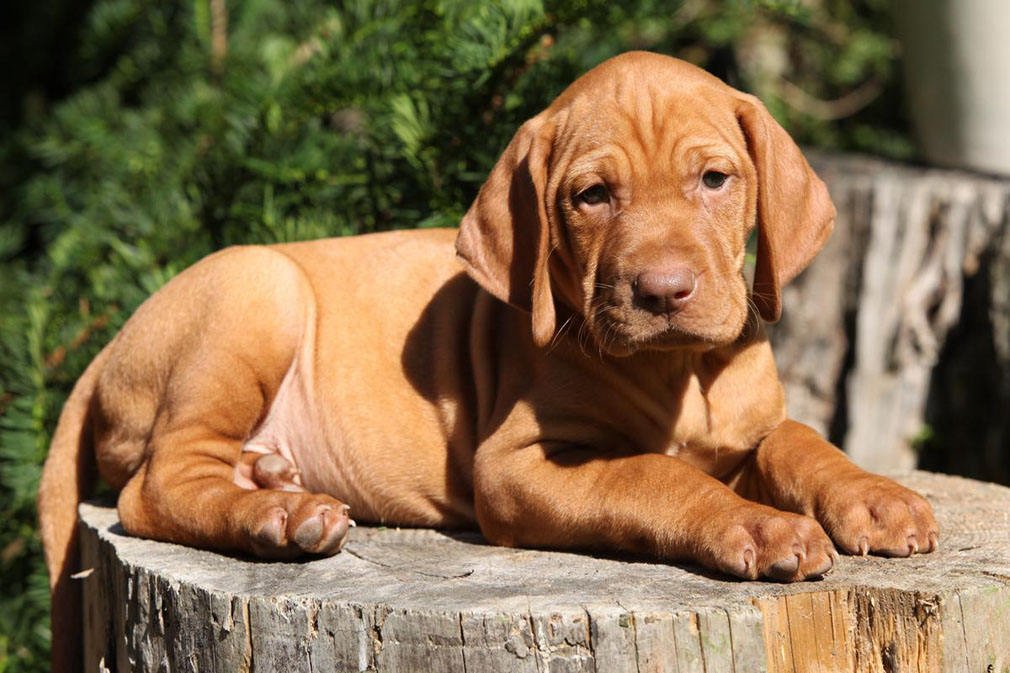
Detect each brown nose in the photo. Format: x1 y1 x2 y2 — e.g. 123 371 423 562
634 266 697 315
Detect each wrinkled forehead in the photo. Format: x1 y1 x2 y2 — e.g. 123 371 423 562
552 84 748 177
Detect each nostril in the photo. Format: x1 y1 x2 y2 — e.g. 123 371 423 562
673 288 692 300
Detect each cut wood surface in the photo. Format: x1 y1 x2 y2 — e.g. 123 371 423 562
79 471 1010 672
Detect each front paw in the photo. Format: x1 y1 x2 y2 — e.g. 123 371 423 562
815 475 938 557
700 505 837 582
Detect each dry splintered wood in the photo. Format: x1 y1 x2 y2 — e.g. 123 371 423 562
79 472 1010 673
769 152 1010 476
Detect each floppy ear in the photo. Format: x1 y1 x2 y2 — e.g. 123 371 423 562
456 115 557 347
736 95 836 322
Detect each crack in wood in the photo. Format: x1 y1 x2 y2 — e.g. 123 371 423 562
343 545 475 579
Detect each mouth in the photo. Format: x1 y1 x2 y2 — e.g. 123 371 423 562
590 309 720 355
584 277 748 355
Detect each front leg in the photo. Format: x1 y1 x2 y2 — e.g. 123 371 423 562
732 420 939 557
474 443 837 581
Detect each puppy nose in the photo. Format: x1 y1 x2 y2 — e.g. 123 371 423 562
634 266 697 315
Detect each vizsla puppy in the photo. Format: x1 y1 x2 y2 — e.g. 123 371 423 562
39 51 937 669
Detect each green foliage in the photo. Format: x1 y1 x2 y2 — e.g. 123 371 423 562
0 0 903 669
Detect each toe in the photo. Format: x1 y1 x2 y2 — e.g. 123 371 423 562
292 511 324 549
805 552 834 578
251 506 303 559
798 536 836 578
766 554 800 581
832 505 873 555
253 506 287 547
316 505 351 554
291 502 351 555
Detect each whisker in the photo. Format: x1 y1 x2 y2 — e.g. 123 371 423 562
576 315 592 358
590 302 625 359
549 313 577 351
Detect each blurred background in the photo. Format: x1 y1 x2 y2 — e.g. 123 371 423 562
2 0 1009 669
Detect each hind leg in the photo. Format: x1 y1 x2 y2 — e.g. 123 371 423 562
115 353 352 558
101 246 351 558
120 470 350 558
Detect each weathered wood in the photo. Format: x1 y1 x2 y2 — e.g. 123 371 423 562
769 153 1010 477
78 472 1010 672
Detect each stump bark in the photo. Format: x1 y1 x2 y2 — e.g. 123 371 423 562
770 153 1010 480
78 472 1010 673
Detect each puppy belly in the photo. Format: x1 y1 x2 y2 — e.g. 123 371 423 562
231 359 344 496
226 341 473 526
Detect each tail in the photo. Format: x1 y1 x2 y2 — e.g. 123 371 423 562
38 342 113 673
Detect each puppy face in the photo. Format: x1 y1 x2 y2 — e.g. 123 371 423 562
551 90 755 355
457 52 834 356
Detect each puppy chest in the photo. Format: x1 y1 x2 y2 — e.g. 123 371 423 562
552 359 786 476
662 372 786 475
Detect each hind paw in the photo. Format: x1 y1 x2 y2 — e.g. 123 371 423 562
248 493 352 558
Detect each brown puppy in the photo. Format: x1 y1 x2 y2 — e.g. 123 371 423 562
39 51 937 669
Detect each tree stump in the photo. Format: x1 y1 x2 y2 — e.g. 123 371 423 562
770 153 1010 481
78 472 1010 672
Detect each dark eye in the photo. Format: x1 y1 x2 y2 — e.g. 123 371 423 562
576 184 609 206
702 171 728 189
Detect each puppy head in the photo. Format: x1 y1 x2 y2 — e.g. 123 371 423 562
456 51 835 355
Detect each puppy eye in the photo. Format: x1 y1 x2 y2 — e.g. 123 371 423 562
576 184 609 206
702 171 728 189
